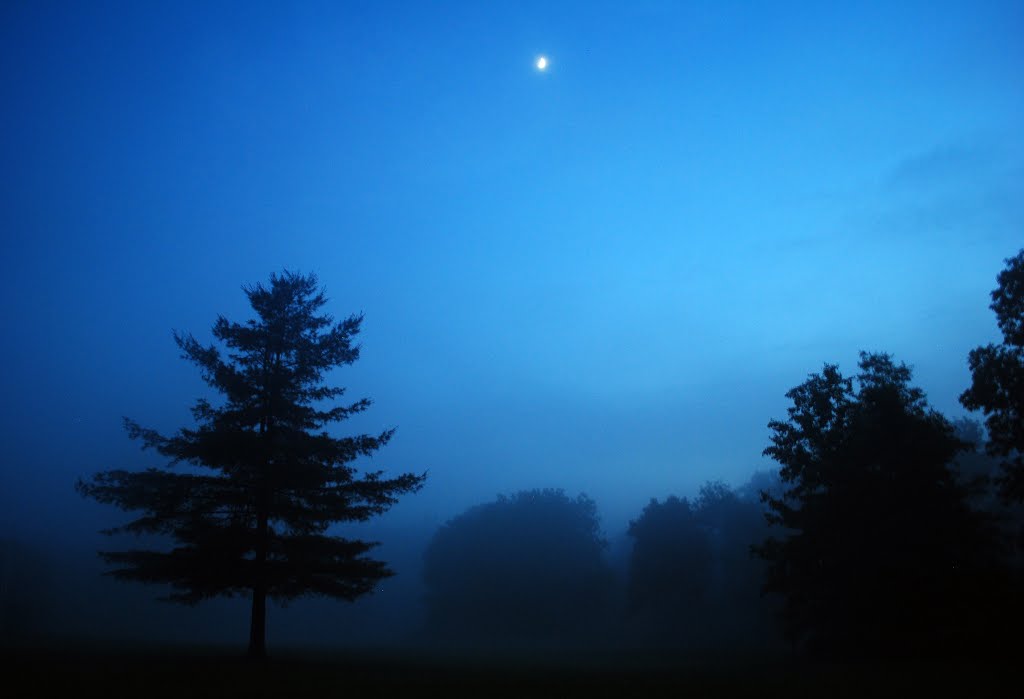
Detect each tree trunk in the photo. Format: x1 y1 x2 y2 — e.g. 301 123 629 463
248 583 267 658
251 356 273 659
248 508 269 659
246 585 266 663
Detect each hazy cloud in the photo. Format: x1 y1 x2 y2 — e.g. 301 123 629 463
846 137 1024 244
887 142 1004 191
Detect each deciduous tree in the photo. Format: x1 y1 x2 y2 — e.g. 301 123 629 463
757 352 995 657
422 489 612 644
961 249 1024 502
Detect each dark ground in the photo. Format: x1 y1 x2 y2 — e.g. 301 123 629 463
3 642 1015 698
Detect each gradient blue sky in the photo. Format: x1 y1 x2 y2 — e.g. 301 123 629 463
2 0 1022 544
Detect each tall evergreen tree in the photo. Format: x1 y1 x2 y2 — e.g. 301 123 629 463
961 249 1024 502
77 271 425 657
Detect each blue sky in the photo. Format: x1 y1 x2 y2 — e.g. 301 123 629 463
2 0 1022 543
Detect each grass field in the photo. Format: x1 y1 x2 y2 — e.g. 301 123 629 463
5 642 1015 698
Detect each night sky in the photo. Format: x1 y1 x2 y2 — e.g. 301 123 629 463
1 0 1022 643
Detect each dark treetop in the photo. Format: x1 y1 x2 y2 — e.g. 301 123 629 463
77 271 425 656
961 249 1024 502
421 489 613 642
757 352 997 658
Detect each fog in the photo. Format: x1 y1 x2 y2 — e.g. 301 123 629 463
2 0 1023 664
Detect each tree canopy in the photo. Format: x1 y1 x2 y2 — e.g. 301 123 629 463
961 248 1024 503
421 489 613 645
758 352 997 658
626 480 773 648
76 271 425 657
627 495 711 632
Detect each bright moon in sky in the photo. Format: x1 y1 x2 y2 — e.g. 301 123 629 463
536 56 548 71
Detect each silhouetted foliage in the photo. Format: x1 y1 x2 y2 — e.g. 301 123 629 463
693 480 777 642
626 480 776 648
422 489 613 645
626 495 710 642
950 418 1001 509
952 416 986 451
950 418 1024 579
76 271 425 657
757 352 1000 658
961 249 1024 503
735 469 784 505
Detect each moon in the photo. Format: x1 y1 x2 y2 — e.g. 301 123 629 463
536 55 548 71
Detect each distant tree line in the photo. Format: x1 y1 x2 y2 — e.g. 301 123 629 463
626 479 778 648
421 489 615 647
417 475 784 652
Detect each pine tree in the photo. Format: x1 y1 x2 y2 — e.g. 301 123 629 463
77 271 425 657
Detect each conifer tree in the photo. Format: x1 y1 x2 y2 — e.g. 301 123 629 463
77 271 425 657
